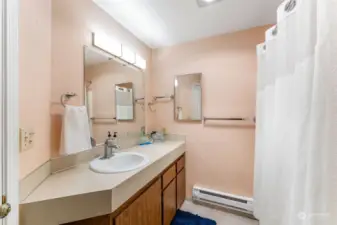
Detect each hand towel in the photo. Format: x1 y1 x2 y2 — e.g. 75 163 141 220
86 90 93 135
60 105 92 155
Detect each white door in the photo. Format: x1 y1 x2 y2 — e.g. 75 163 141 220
0 0 19 224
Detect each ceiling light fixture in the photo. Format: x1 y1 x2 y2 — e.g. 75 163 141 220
121 45 136 64
197 0 223 7
135 55 147 70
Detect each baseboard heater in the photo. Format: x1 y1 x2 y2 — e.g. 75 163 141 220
192 186 254 215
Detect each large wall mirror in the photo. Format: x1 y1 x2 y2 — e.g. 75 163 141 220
84 46 145 144
174 73 202 122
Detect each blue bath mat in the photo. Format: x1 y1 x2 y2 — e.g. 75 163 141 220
171 209 217 225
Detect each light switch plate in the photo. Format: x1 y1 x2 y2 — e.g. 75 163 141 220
19 128 35 152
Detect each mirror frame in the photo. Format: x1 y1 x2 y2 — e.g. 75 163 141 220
115 82 136 121
174 73 203 122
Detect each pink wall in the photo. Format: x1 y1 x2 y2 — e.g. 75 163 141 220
19 0 52 179
50 0 152 157
151 26 268 197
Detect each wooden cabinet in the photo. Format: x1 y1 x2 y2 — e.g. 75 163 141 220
115 179 162 225
162 164 176 189
63 215 111 225
176 168 186 209
163 178 177 225
162 155 186 225
176 156 185 173
62 154 185 225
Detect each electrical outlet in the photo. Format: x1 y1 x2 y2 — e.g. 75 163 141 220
19 128 35 152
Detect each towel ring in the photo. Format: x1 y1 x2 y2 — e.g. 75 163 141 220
61 92 77 107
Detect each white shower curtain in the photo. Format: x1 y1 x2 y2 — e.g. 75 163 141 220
254 0 337 225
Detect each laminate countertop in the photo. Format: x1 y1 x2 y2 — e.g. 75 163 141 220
20 141 185 225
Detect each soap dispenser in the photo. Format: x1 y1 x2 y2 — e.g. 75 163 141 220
112 132 118 146
106 131 114 147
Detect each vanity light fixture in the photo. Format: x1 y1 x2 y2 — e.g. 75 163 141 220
121 45 136 64
175 79 179 87
135 54 147 70
92 32 147 70
197 0 223 7
92 32 122 57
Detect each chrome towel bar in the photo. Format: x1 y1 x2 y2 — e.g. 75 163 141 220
91 117 117 120
135 97 145 102
153 95 174 101
203 117 254 123
61 92 77 107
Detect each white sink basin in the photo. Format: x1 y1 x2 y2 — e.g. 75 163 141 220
90 152 150 174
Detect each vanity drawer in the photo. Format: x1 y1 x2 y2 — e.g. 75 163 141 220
162 164 176 189
176 155 185 173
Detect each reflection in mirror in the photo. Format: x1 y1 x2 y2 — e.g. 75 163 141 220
84 47 145 144
174 73 202 121
115 82 134 121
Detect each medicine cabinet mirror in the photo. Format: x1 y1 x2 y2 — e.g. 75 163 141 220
174 73 202 122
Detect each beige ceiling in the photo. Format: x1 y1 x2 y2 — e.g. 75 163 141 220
93 0 283 48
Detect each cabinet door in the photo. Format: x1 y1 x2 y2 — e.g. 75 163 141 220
163 178 177 225
115 179 162 225
176 168 186 209
63 215 111 225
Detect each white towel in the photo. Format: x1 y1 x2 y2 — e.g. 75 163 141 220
86 90 93 135
87 90 94 119
178 109 183 120
60 105 92 155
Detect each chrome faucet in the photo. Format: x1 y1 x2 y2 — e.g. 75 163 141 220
101 132 120 160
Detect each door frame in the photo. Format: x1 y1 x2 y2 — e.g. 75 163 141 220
1 0 19 224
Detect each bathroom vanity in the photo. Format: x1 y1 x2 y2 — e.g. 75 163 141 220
65 153 185 225
20 141 186 225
